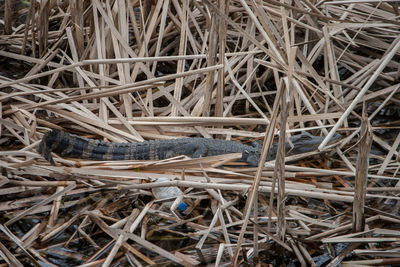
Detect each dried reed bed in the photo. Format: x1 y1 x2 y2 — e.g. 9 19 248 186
0 0 400 266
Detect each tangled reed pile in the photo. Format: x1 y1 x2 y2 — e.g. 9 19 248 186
0 0 400 266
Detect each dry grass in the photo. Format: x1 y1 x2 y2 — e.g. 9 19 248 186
0 0 400 266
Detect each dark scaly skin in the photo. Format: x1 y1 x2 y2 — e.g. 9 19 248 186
266 132 341 160
38 130 261 166
38 130 341 166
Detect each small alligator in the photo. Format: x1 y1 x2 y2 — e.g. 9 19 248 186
38 129 340 166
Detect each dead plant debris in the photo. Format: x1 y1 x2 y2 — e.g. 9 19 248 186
0 0 400 266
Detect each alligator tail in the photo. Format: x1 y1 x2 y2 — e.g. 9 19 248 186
39 129 168 165
39 130 138 165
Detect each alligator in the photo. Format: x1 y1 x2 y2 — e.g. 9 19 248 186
38 129 340 166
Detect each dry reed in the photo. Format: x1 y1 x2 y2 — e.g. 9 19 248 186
0 0 400 265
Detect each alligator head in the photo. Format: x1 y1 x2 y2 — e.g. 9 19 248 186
243 132 342 165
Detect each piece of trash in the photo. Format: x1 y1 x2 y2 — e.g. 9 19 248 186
151 177 187 212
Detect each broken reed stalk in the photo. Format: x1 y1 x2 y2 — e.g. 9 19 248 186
215 0 228 118
277 79 290 241
353 103 373 232
232 79 283 266
4 0 13 35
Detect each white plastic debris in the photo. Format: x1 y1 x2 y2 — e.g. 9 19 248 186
151 177 187 212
